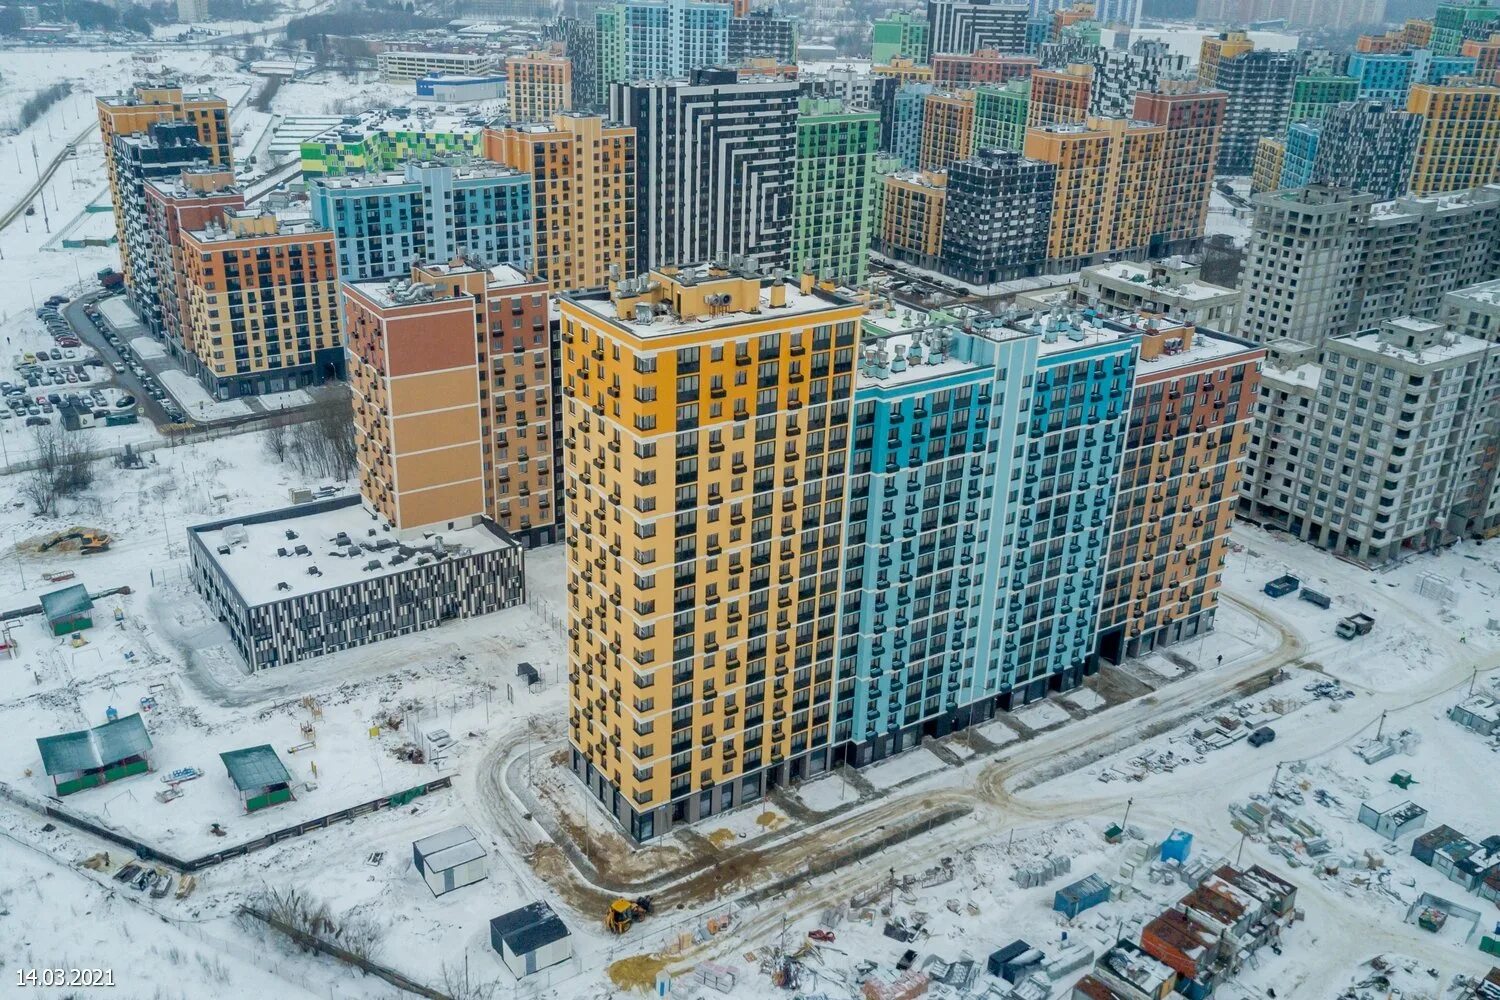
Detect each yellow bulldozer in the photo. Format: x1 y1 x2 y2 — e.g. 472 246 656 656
604 896 654 935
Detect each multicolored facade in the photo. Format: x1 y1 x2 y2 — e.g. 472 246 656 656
1432 0 1498 55
1024 117 1166 271
1028 65 1093 127
179 210 344 398
791 99 879 286
873 56 935 86
1348 49 1478 105
141 168 244 362
1407 82 1500 195
973 80 1031 152
112 123 213 323
507 49 574 122
484 113 637 294
1133 85 1227 256
1096 319 1263 663
561 266 863 840
299 111 486 177
344 261 557 543
1289 74 1360 123
932 50 1038 89
872 12 930 65
308 160 534 283
919 90 977 171
1461 33 1500 83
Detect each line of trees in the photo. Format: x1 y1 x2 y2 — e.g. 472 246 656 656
20 423 95 517
261 390 358 482
20 82 71 128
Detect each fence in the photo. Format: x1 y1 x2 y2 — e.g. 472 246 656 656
240 905 452 1000
0 775 454 873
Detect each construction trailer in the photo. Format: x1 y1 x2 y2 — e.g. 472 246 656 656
411 825 487 897
1413 824 1468 866
36 713 153 795
1358 795 1427 841
490 901 572 979
40 584 94 636
219 744 294 813
1055 874 1112 919
1449 696 1500 737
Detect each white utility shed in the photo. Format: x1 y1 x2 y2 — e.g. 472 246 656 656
412 825 487 896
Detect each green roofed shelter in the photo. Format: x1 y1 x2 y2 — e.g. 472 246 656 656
40 584 93 636
220 744 295 812
36 713 153 795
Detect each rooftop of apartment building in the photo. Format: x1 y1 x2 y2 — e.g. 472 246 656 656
349 260 535 308
308 159 527 189
1030 116 1160 135
192 501 512 606
566 262 856 340
1338 316 1491 365
143 168 242 200
487 111 630 133
1084 259 1236 303
1369 184 1500 221
99 81 222 106
308 107 490 143
185 208 327 244
1444 278 1500 308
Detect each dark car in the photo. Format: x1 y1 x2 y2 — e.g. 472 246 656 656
45 294 68 306
1248 727 1276 748
25 415 49 426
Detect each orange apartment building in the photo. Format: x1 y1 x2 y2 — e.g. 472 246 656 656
1096 316 1264 664
1407 82 1500 195
1052 2 1095 39
506 49 574 122
179 209 344 399
1197 31 1254 87
1024 117 1166 270
558 263 864 840
1462 34 1500 84
878 170 947 269
343 259 558 545
1028 65 1093 127
141 167 245 363
919 90 976 170
483 113 636 293
1134 86 1228 255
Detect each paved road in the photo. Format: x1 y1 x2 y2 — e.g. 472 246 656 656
0 121 97 235
60 292 176 428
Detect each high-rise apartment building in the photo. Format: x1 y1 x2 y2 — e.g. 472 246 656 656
1289 73 1360 122
612 71 798 273
891 83 935 168
1279 123 1319 189
483 113 637 294
873 56 937 86
179 210 344 398
939 149 1055 283
344 260 557 544
1241 317 1500 564
1309 99 1420 200
1250 137 1285 194
1096 319 1262 663
927 0 1029 56
560 265 863 840
792 99 879 285
1024 116 1165 271
973 80 1032 151
1433 0 1498 55
1348 49 1477 105
112 122 213 325
1461 33 1500 84
878 170 948 269
1040 36 1192 119
595 0 732 93
140 168 244 362
507 49 574 122
308 161 534 284
1134 86 1227 256
1198 33 1301 175
1440 280 1500 536
728 10 798 63
919 90 977 170
1079 259 1240 330
872 12 931 64
1027 64 1092 126
799 68 901 150
932 50 1038 88
1406 82 1500 195
545 16 599 110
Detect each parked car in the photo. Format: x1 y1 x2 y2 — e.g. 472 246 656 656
44 294 68 306
111 362 126 374
25 415 49 426
1248 727 1276 747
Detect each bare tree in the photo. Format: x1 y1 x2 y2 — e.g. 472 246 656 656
441 960 498 1000
20 424 95 516
290 389 357 482
333 909 385 964
262 418 291 464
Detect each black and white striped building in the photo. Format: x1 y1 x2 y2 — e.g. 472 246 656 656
187 496 526 670
611 69 798 273
926 0 1028 57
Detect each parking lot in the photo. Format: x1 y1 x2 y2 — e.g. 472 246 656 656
69 295 187 426
0 295 142 432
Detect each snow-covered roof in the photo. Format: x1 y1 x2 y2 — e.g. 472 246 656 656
414 825 487 871
36 714 151 775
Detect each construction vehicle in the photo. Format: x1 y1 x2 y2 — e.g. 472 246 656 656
40 530 112 554
604 896 654 934
1336 612 1375 640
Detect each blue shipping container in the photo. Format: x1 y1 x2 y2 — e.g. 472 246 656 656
1053 874 1111 918
1161 829 1193 864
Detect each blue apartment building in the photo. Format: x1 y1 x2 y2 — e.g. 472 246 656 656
308 160 533 282
1348 49 1478 105
835 305 1137 766
891 84 934 170
1281 122 1320 189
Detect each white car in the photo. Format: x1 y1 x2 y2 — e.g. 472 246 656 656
112 363 126 374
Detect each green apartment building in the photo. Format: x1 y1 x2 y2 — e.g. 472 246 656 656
594 5 625 107
1289 74 1360 123
792 99 880 286
872 13 930 65
1432 1 1497 55
973 80 1030 153
299 112 486 176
